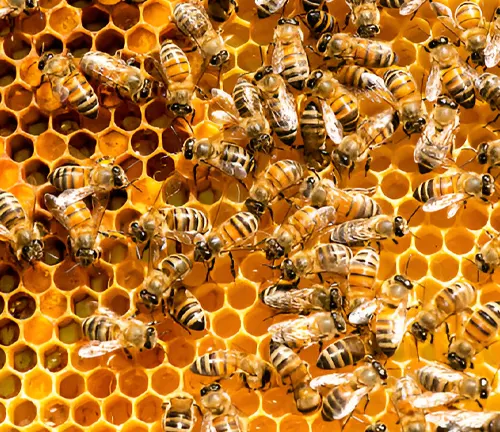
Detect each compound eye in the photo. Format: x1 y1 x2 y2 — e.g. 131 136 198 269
440 36 449 44
200 387 208 396
112 166 120 174
92 250 98 259
34 239 43 247
131 222 139 230
278 17 286 24
211 383 221 391
22 246 30 256
428 40 438 49
146 327 155 336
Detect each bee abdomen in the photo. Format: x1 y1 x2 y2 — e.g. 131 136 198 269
0 191 25 231
442 66 475 109
49 166 88 190
64 72 99 119
174 3 209 38
160 41 191 83
317 335 366 369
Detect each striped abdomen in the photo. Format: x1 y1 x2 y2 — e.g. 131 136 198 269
441 65 475 108
463 301 500 352
163 207 210 235
328 85 359 133
329 189 381 222
0 190 26 232
61 69 99 119
322 385 356 421
433 281 476 323
352 42 396 67
174 2 209 38
378 0 403 7
82 316 118 342
213 211 259 249
277 206 319 249
160 254 192 282
416 367 454 393
212 415 242 432
309 243 352 275
455 1 482 29
317 335 367 369
162 410 193 432
190 350 238 377
269 340 303 377
160 41 191 83
279 38 309 90
64 201 94 235
221 144 255 173
306 10 336 35
266 98 298 145
300 100 326 150
413 174 461 203
233 78 263 118
347 246 380 310
373 306 402 356
168 287 205 331
256 0 282 18
256 159 304 200
478 73 500 110
49 166 90 191
384 68 418 104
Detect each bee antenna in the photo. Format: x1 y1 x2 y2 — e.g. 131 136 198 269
65 262 80 274
407 205 420 225
409 230 420 241
123 158 142 173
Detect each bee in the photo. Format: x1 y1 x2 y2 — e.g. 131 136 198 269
79 308 157 358
484 7 500 68
280 243 352 282
0 0 38 21
80 51 152 103
413 172 495 219
165 285 206 332
329 214 409 246
365 423 387 432
269 340 322 413
244 159 304 218
475 73 500 121
377 0 403 8
410 280 476 343
346 246 380 313
263 205 337 260
448 301 500 370
398 0 426 16
316 33 397 68
310 358 388 421
301 0 329 12
424 36 476 109
475 231 500 274
161 395 196 432
426 410 500 432
383 68 427 135
255 0 286 18
44 192 102 268
414 95 459 174
301 9 338 37
391 376 427 432
173 0 229 67
252 66 299 146
194 211 259 277
260 282 343 314
200 383 244 432
316 335 369 369
268 311 347 350
299 176 381 223
346 0 380 38
207 0 238 22
272 18 309 91
37 52 99 119
305 69 360 134
0 190 44 264
190 349 273 390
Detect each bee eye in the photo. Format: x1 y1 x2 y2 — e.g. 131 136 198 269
131 222 139 229
112 166 120 174
428 40 437 49
211 383 221 391
440 36 448 44
278 17 286 24
92 250 98 259
200 387 208 396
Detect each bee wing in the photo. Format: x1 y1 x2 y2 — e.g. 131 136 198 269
0 224 14 242
44 193 72 230
91 191 108 232
331 387 370 420
425 64 442 102
271 40 285 75
210 88 239 124
310 373 355 389
0 7 16 19
254 0 287 15
430 1 461 31
357 72 396 106
95 307 120 320
344 186 377 195
348 299 378 325
385 302 408 346
210 159 248 180
201 413 216 432
78 340 123 358
320 99 343 144
417 364 465 383
422 193 466 214
409 391 460 409
275 82 299 129
55 186 96 207
400 0 426 15
426 410 498 430
485 33 500 68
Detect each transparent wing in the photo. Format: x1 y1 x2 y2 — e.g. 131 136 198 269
426 410 499 430
276 82 299 130
209 88 240 126
422 193 466 213
211 159 248 180
272 40 285 74
400 0 426 15
348 299 378 325
255 0 287 14
310 373 355 389
78 340 123 358
360 72 396 106
95 307 120 320
0 225 14 242
344 186 377 195
91 191 108 231
330 387 370 420
386 302 407 346
447 201 463 219
425 64 442 102
44 194 71 230
409 392 460 409
201 413 216 432
371 109 396 130
417 364 465 384
430 1 461 31
264 287 318 312
485 33 500 68
56 186 96 206
269 320 315 345
321 99 343 144
54 81 70 103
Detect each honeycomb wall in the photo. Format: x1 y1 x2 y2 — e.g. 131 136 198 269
0 0 499 430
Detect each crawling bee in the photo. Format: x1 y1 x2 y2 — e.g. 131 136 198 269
173 0 229 67
166 285 206 332
200 383 244 432
79 307 157 358
346 246 380 313
426 410 500 432
207 0 238 22
410 280 476 343
346 0 380 38
414 95 459 174
391 376 427 432
161 394 196 432
191 349 273 390
38 52 99 119
0 189 44 264
300 9 338 37
0 0 38 21
475 231 500 274
316 335 369 369
80 51 152 103
475 73 500 122
413 172 495 218
484 7 500 68
330 214 408 246
255 0 286 18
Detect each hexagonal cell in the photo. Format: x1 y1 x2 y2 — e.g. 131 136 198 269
0 265 18 294
24 315 53 345
68 131 97 159
23 158 49 186
136 394 162 423
35 132 66 161
21 264 51 293
131 128 159 156
0 373 21 398
20 107 48 136
103 395 132 425
24 369 52 399
137 345 166 369
53 261 86 291
5 85 32 111
115 260 144 290
146 100 169 129
146 153 175 181
53 111 81 135
114 101 142 131
12 345 36 372
167 338 196 368
42 236 66 266
119 369 148 397
213 309 241 338
8 292 35 320
4 33 32 60
151 366 180 395
11 399 36 426
87 369 117 398
6 135 33 162
82 7 109 31
0 110 18 137
95 29 124 54
59 373 85 399
0 319 19 346
120 155 143 182
99 129 129 157
34 33 64 56
66 32 93 57
127 26 157 54
101 238 129 263
43 344 69 373
72 292 98 318
0 59 16 86
227 280 256 309
87 265 112 293
112 3 140 30
42 398 69 428
58 318 82 344
101 287 130 315
73 398 100 426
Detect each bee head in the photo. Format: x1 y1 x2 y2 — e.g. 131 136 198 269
111 165 128 188
143 326 157 350
26 0 38 9
447 352 467 371
264 238 284 260
22 239 44 263
410 321 428 342
471 50 484 65
278 17 299 25
394 274 413 289
253 66 274 83
478 143 489 164
138 79 152 101
371 360 388 380
140 289 159 306
168 103 193 117
244 198 265 217
479 378 489 399
209 50 229 67
403 116 426 135
394 216 407 237
475 253 492 273
317 33 332 54
129 221 148 243
200 382 221 397
497 7 500 15
194 241 212 262
482 174 495 196
437 95 457 109
329 286 342 310
358 24 380 38
182 138 196 160
76 248 99 267
38 52 54 71
281 259 297 281
248 133 273 154
331 311 346 332
426 36 449 51
366 423 387 432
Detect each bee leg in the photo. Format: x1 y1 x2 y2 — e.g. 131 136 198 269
205 259 215 282
161 298 166 316
342 13 350 30
229 252 236 279
317 273 324 283
123 348 133 360
486 113 500 128
193 164 200 186
364 156 372 177
230 0 239 13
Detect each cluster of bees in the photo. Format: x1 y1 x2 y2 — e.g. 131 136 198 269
4 0 500 429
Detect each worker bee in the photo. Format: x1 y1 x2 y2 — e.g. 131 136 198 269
413 172 495 218
255 0 286 18
414 95 459 174
475 73 500 120
300 9 338 37
272 18 309 91
166 285 206 332
346 246 380 313
263 205 337 260
280 243 352 283
424 36 476 109
38 52 99 119
484 7 500 68
426 410 500 432
0 0 38 21
207 0 238 22
316 33 397 68
200 383 244 432
330 214 409 246
310 358 388 421
365 423 387 432
162 395 196 432
269 340 322 413
80 51 152 102
391 376 427 432
410 280 476 343
346 0 380 38
79 307 157 358
173 0 229 67
260 282 343 314
190 349 273 390
244 159 304 218
252 66 299 146
316 335 369 369
475 231 500 274
268 311 347 350
0 190 44 264
383 67 427 135
398 0 426 15
448 301 500 370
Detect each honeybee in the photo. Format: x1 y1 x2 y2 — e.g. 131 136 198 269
252 66 299 146
329 214 408 246
162 395 196 432
346 246 380 313
448 301 500 370
182 136 255 183
260 282 343 314
0 190 44 264
398 0 426 15
255 0 286 18
244 159 304 218
280 243 352 282
263 205 337 260
0 0 37 21
299 176 381 223
346 0 380 38
79 307 157 358
310 358 388 421
190 349 273 390
410 280 476 343
38 52 99 119
173 0 229 67
365 423 387 432
475 73 500 120
316 33 397 68
269 340 322 413
426 410 500 432
383 68 427 135
475 231 500 274
316 335 369 369
207 0 238 22
424 36 476 109
166 285 206 332
414 95 459 174
413 172 495 218
80 51 153 103
200 383 244 432
485 7 500 68
301 9 338 37
391 376 427 432
268 311 347 350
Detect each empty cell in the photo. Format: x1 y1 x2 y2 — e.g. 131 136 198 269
414 226 442 255
237 44 261 72
131 128 158 155
24 370 52 399
103 396 132 425
0 265 19 294
54 261 86 291
0 110 18 137
22 264 51 293
42 399 69 427
392 39 416 66
12 345 36 372
445 228 475 255
116 260 144 289
146 153 175 181
227 281 256 309
42 236 66 266
59 373 85 399
5 85 32 111
430 254 459 282
99 129 128 157
167 338 196 368
43 345 68 372
240 252 274 283
146 101 169 128
23 159 49 186
7 135 33 162
49 7 80 34
66 32 93 57
137 344 165 369
0 402 4 422
262 387 294 417
136 395 162 423
381 171 409 199
24 316 52 344
58 319 81 344
244 304 275 336
53 111 81 135
151 367 180 395
114 101 142 131
0 60 15 86
68 132 97 159
196 283 224 312
101 238 129 263
8 292 35 320
400 253 428 280
112 3 140 30
95 29 124 55
82 7 109 31
368 146 392 172
0 374 21 398
72 292 98 318
101 288 130 315
120 156 142 181
213 310 241 338
197 335 227 355
4 33 31 60
127 26 157 54
460 202 490 231
19 10 46 34
249 416 277 432
34 34 63 56
74 399 100 426
40 289 67 319
279 415 309 432
12 399 36 426
35 132 65 161
20 107 48 135
87 369 116 398
107 188 127 210
119 369 148 397
0 319 19 346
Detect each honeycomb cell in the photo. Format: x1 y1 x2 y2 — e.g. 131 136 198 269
42 399 70 427
115 260 144 290
53 111 81 135
167 338 196 368
249 416 278 432
74 399 100 426
12 345 37 372
42 236 66 266
8 292 36 319
0 59 16 86
119 369 148 398
7 134 34 162
59 373 85 399
280 415 310 432
112 3 140 30
20 107 48 136
24 316 52 344
58 319 81 344
114 101 142 131
43 345 69 373
54 262 86 291
0 319 19 346
0 110 18 137
95 29 124 54
102 238 129 264
4 33 32 60
66 32 93 57
213 309 241 338
0 402 5 423
34 33 64 56
127 26 157 54
131 128 159 156
381 171 409 200
73 292 98 318
0 349 4 369
430 253 459 282
82 7 109 31
137 345 165 369
5 84 32 111
24 370 52 399
103 396 132 425
151 366 180 395
162 119 189 153
68 131 97 159
49 7 80 34
146 153 175 181
0 373 21 398
19 10 47 34
101 288 130 316
227 280 256 309
0 159 19 188
99 129 129 156
12 399 36 426
0 265 20 294
460 201 490 231
244 304 274 336
135 394 162 423
23 159 50 185
87 369 117 398
35 132 66 161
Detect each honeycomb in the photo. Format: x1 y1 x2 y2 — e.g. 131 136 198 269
0 0 500 429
